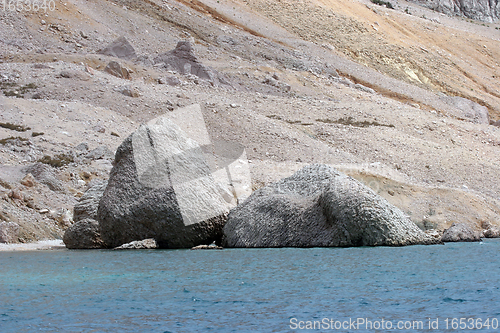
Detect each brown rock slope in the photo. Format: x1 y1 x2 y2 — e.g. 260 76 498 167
0 0 499 244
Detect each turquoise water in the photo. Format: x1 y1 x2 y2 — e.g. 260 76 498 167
1 240 500 332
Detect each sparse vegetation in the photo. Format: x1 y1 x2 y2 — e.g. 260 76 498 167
370 0 393 9
0 82 37 98
266 115 313 126
316 117 395 128
0 136 29 145
0 122 31 132
38 154 74 167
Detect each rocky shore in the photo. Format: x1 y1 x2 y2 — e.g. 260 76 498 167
1 0 500 249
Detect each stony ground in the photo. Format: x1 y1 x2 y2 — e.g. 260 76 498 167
0 0 499 245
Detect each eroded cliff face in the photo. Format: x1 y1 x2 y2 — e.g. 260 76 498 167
408 0 500 22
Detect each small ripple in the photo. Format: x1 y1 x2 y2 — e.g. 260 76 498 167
443 297 466 303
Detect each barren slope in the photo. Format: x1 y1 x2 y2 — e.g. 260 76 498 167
1 0 499 244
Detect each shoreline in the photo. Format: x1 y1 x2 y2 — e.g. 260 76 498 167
0 240 66 252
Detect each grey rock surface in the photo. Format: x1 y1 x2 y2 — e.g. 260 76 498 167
85 145 115 160
153 41 231 86
163 75 182 86
104 61 131 79
408 0 500 22
97 114 229 248
154 41 213 80
441 223 482 242
481 221 500 238
114 238 158 250
440 96 489 124
223 164 440 248
0 221 20 243
22 163 65 192
63 218 104 249
73 180 108 223
98 36 137 60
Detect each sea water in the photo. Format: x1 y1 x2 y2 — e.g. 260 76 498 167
1 240 499 332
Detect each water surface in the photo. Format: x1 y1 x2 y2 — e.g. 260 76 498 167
1 240 499 332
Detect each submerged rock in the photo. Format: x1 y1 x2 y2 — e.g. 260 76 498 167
63 218 104 249
441 223 482 242
97 113 229 248
223 164 439 248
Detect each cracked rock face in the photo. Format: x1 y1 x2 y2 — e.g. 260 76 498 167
73 180 108 223
223 164 440 248
441 223 482 242
97 113 229 249
408 0 500 22
63 218 104 249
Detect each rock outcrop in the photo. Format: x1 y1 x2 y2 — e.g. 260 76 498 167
154 41 213 80
73 180 108 222
0 221 20 243
104 61 131 79
153 41 231 86
22 163 65 192
98 36 137 60
440 96 489 124
97 114 229 248
63 218 104 249
408 0 500 22
481 221 500 238
63 180 107 249
223 164 439 248
441 223 482 242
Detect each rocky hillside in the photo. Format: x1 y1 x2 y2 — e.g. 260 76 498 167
1 0 499 245
408 0 500 22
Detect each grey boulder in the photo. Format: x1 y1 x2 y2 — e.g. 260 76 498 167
98 36 137 60
153 41 231 86
223 164 439 248
73 180 108 223
0 221 20 243
441 223 482 242
104 61 131 80
63 218 104 249
154 41 213 80
22 163 65 192
97 114 229 248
